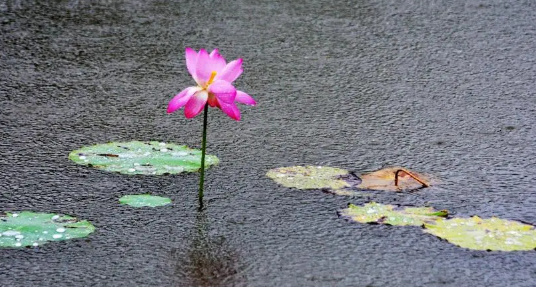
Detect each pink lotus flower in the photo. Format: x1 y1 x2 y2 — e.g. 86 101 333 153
167 48 256 121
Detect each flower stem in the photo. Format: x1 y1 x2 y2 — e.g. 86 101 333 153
198 103 209 210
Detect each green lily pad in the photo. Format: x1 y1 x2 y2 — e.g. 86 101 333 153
424 216 536 251
69 141 219 175
266 166 351 190
0 211 95 248
119 194 172 207
339 202 448 226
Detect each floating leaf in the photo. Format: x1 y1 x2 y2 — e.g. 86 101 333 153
357 167 431 192
267 166 433 194
0 211 95 248
266 166 352 190
339 202 448 226
424 217 536 251
69 141 219 175
119 194 172 207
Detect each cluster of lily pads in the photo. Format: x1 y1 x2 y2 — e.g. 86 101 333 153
266 166 536 252
1 141 218 248
3 141 535 252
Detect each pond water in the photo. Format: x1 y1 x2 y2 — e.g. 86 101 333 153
1 0 536 286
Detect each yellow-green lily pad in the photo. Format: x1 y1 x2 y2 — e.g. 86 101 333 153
69 141 219 175
339 202 448 226
267 166 434 194
266 166 352 190
424 216 536 251
0 211 95 248
119 194 172 208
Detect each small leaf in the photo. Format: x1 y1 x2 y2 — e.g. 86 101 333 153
119 194 172 208
0 211 95 248
69 141 219 175
424 216 536 251
266 166 351 190
339 202 448 226
357 167 431 192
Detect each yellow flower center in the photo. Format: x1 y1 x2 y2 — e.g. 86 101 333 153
203 71 217 89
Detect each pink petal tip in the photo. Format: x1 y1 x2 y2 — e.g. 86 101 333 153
235 90 256 106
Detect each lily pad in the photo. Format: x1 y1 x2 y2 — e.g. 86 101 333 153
69 141 219 175
119 194 172 207
266 166 351 190
339 202 448 226
357 167 431 192
424 216 536 251
0 211 95 248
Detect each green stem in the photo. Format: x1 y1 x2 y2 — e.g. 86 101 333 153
198 103 209 210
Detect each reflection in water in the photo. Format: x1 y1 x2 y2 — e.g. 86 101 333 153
173 212 245 287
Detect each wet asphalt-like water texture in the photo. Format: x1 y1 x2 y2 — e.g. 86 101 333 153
1 0 536 286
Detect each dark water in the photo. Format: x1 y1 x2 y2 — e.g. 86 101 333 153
1 0 536 286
